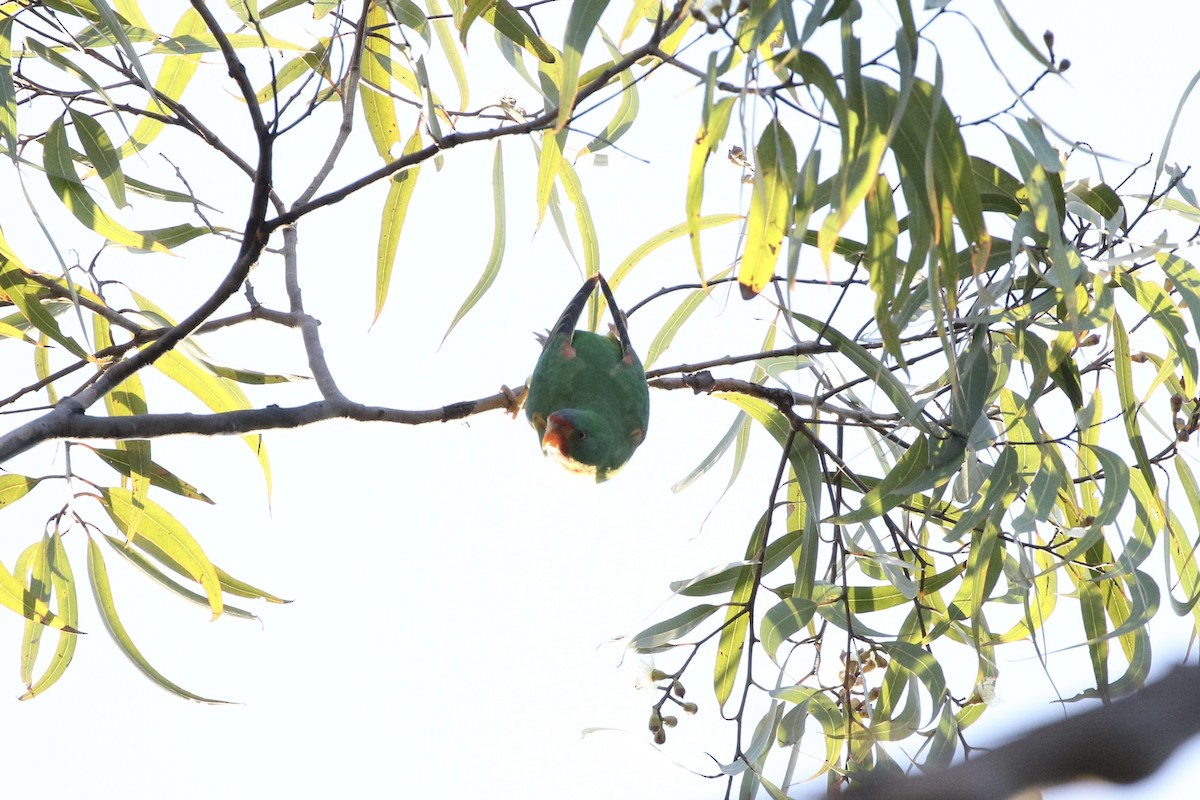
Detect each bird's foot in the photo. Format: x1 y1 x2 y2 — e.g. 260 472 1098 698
501 384 524 417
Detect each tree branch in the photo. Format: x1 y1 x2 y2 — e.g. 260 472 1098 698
0 388 524 459
843 664 1200 800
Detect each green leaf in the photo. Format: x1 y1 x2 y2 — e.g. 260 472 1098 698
671 529 804 597
461 0 555 63
443 141 505 344
555 0 610 132
880 641 947 721
612 215 740 293
644 283 710 369
0 17 16 159
771 685 844 779
43 118 172 253
739 120 796 298
375 132 424 323
788 309 928 432
99 488 224 619
20 532 80 699
86 536 230 703
91 0 157 105
68 108 126 208
630 604 719 651
1116 270 1197 395
1111 314 1155 491
213 566 290 604
761 597 816 662
714 514 762 709
427 0 469 110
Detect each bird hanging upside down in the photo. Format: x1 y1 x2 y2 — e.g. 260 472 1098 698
524 274 649 482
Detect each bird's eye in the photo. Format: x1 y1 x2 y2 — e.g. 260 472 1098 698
578 431 588 440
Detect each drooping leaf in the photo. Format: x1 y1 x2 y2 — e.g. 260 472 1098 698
461 0 555 63
443 141 505 343
99 488 224 619
90 446 214 504
555 0 610 132
0 16 15 159
375 132 424 323
86 536 229 703
20 532 80 700
68 108 126 208
739 120 797 298
115 8 205 160
361 3 401 161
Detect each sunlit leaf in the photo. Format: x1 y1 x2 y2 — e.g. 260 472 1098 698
461 0 555 62
555 0 610 132
361 3 400 161
0 16 15 159
375 132 424 323
443 142 505 344
100 488 224 619
739 120 796 298
115 8 205 160
20 532 80 699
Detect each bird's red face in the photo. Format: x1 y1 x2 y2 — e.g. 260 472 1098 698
541 411 574 457
541 411 598 476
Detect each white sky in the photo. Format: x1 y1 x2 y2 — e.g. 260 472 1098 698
2 1 1200 798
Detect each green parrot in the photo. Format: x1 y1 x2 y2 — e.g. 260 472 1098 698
525 274 650 482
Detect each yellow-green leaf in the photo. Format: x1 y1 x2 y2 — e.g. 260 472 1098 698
361 3 400 161
149 347 273 498
0 556 77 632
375 131 424 323
0 251 89 359
0 473 45 510
687 95 735 281
555 0 610 132
739 120 796 298
100 487 223 619
20 532 80 699
115 8 205 160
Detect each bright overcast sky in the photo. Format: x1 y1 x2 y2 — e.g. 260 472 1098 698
1 2 1199 799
